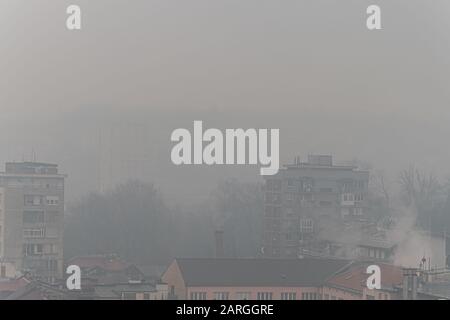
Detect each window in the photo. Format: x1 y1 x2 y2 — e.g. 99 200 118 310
366 295 375 300
24 195 43 206
257 292 272 300
281 292 296 300
319 201 332 207
23 211 45 223
23 243 43 256
122 293 136 300
341 208 350 216
302 292 318 300
46 259 58 271
235 292 251 300
285 207 294 216
342 193 355 202
143 293 150 300
324 294 329 300
300 219 313 233
320 187 333 193
287 178 295 187
23 228 45 238
190 292 207 300
213 292 229 300
355 193 364 201
46 196 59 205
46 211 59 222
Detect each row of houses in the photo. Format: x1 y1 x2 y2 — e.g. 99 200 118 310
0 254 168 300
162 257 447 300
1 254 449 300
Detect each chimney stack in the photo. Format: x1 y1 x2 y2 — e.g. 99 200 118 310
402 268 419 300
214 229 224 258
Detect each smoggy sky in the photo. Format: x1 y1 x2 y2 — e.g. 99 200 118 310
1 0 450 202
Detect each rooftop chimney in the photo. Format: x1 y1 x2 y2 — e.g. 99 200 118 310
214 229 224 258
402 268 419 300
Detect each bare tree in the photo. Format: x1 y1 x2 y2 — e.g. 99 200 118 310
399 165 441 217
371 170 392 210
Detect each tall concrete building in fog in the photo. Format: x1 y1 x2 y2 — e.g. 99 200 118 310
0 162 65 282
262 155 369 258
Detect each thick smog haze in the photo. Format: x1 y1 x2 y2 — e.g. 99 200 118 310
1 0 450 202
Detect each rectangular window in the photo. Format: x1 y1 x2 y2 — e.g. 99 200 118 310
300 219 314 233
302 292 318 300
190 292 207 300
46 211 59 222
46 259 58 271
287 178 295 187
23 228 45 238
213 292 229 300
23 211 45 223
46 196 59 206
281 292 296 300
235 292 251 300
23 243 43 256
257 292 272 300
122 293 136 300
24 195 44 206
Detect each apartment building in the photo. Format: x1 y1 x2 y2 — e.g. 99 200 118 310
262 155 369 258
0 162 66 282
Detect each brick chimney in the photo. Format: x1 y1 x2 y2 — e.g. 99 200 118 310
214 229 224 258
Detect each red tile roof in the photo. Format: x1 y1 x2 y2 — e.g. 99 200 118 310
68 255 130 272
326 262 403 293
0 277 31 292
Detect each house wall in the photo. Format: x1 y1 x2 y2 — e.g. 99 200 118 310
161 260 187 299
321 286 395 300
322 286 362 300
186 286 321 300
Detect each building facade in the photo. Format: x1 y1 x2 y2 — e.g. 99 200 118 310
0 162 66 282
161 257 350 300
162 258 444 300
262 155 369 258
